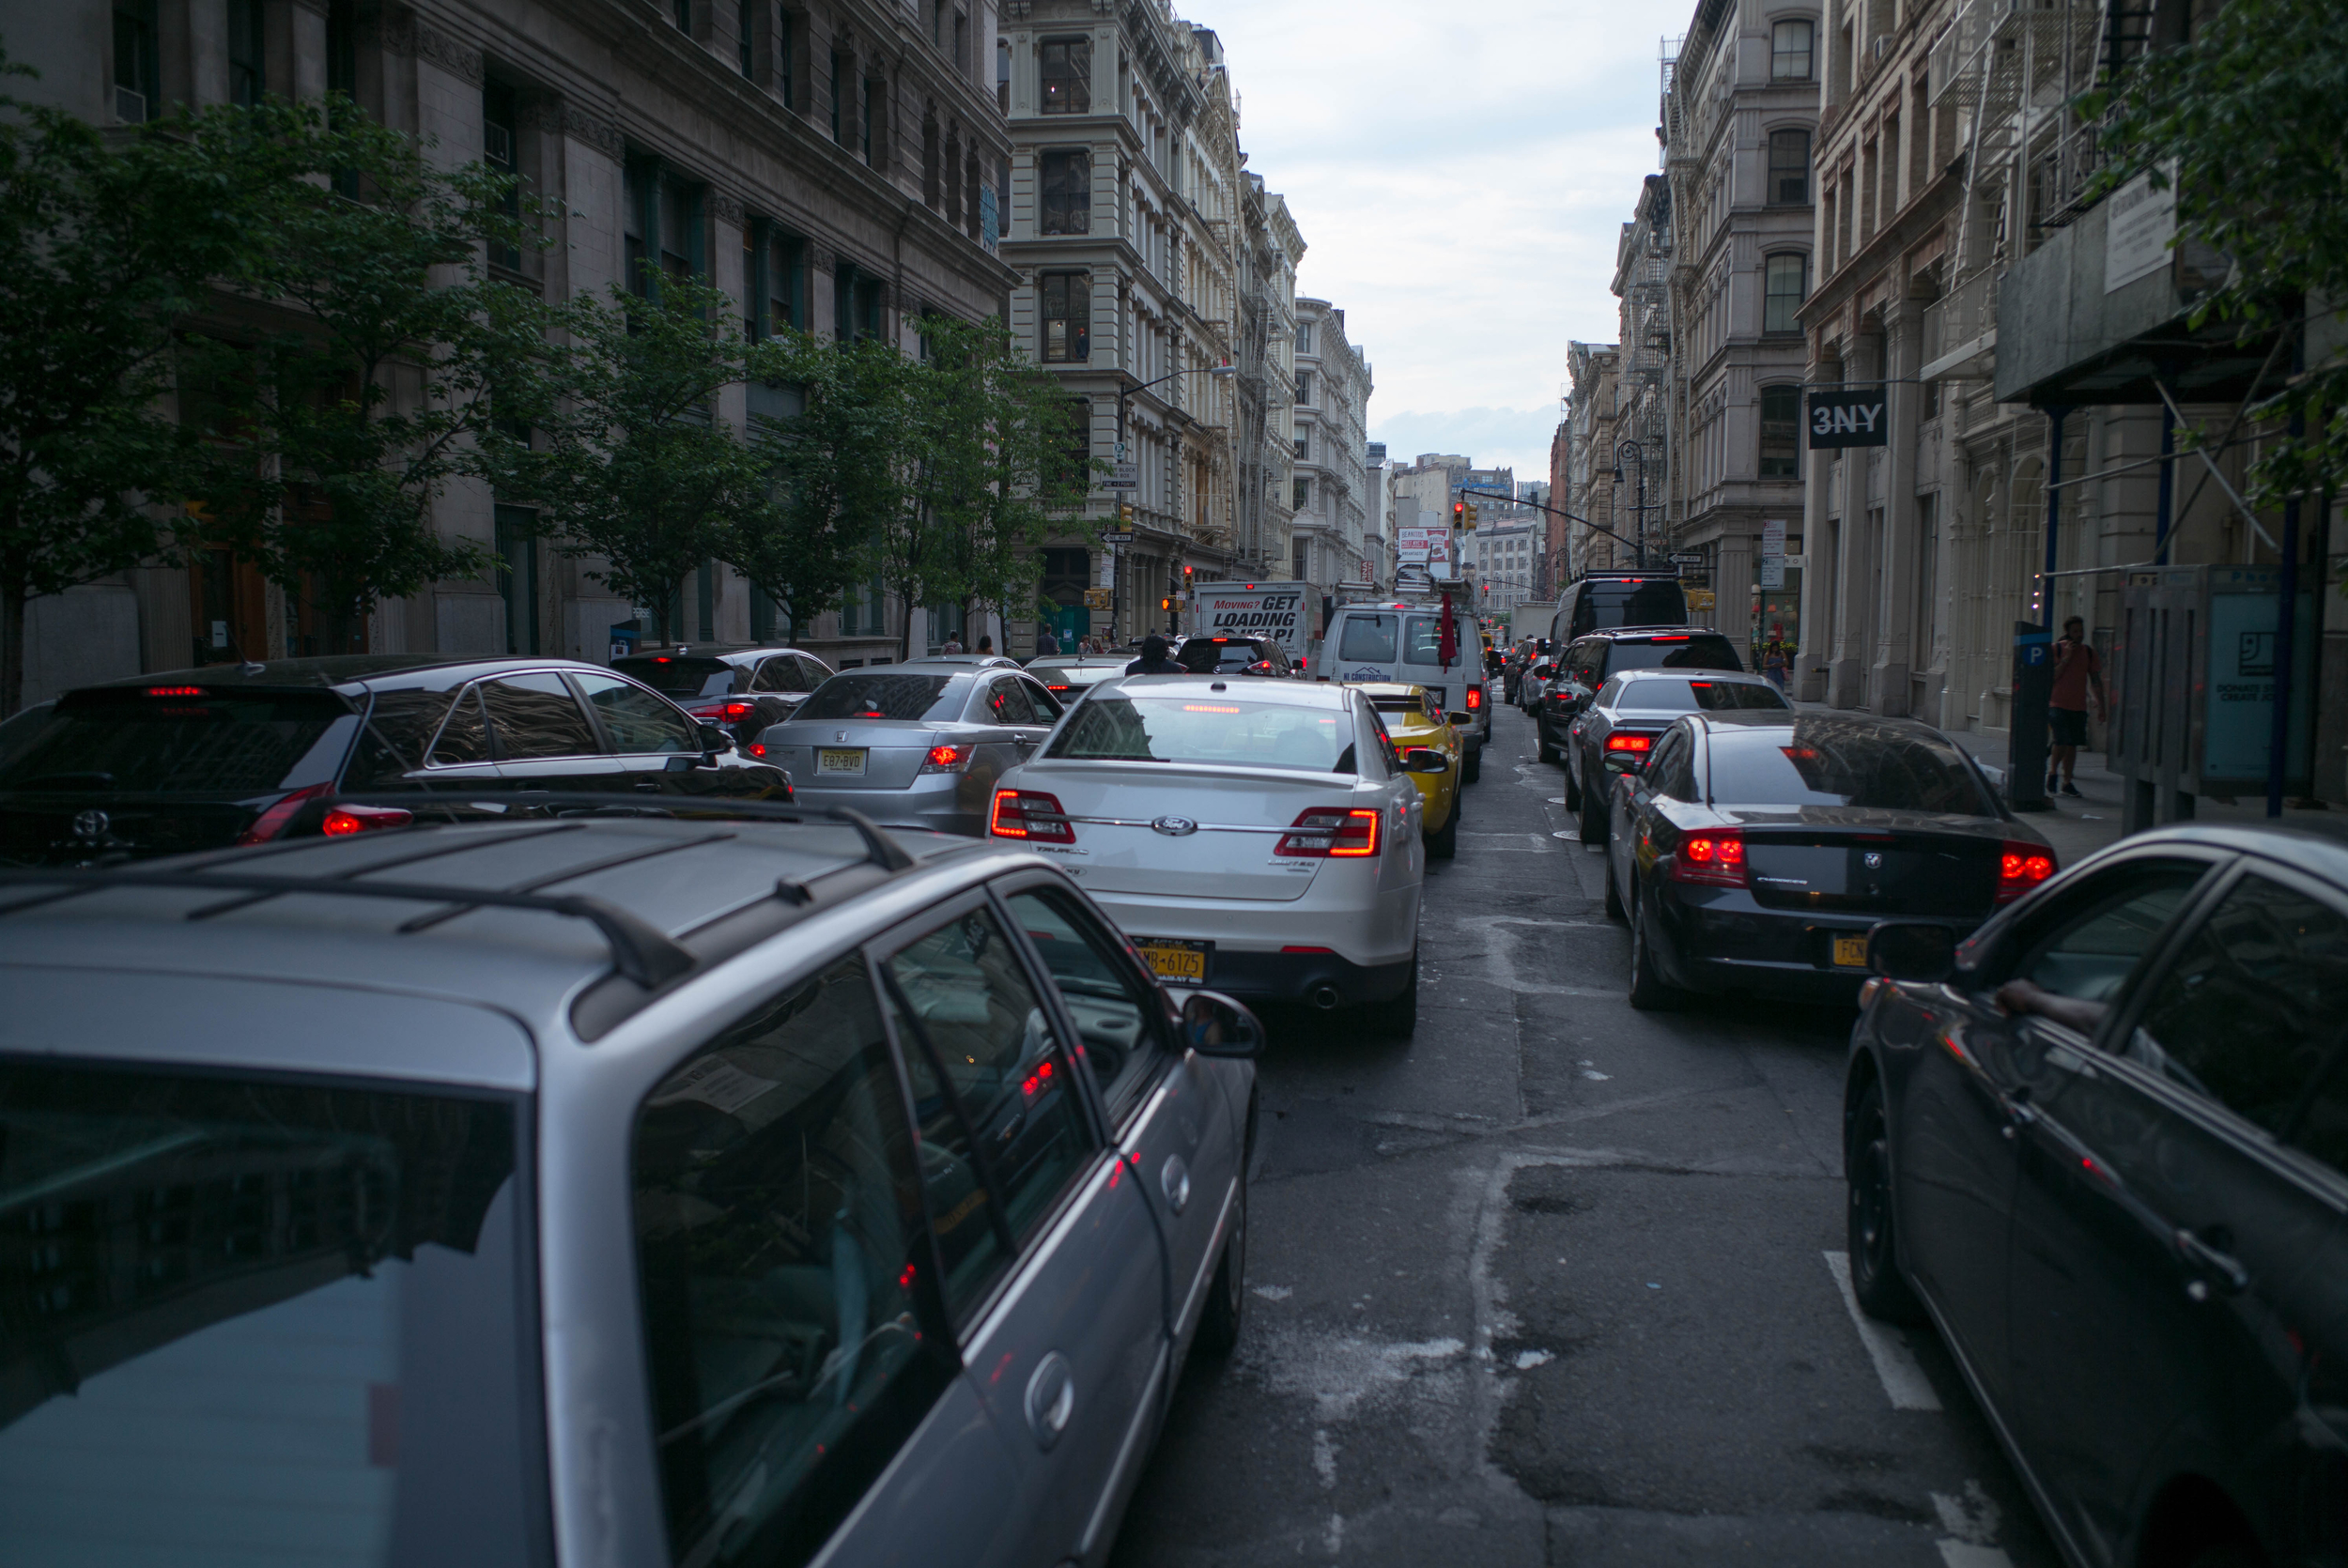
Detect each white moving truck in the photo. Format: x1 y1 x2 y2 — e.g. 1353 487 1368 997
1194 581 1312 670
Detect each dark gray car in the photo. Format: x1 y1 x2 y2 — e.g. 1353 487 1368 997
0 814 1259 1567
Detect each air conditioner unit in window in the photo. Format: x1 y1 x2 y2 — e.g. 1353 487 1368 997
115 85 147 122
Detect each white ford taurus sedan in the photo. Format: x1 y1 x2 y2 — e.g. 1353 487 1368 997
987 674 1432 1034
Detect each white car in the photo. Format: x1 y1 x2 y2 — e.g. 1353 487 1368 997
988 675 1432 1034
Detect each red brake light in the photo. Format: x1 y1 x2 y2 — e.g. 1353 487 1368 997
1671 829 1748 888
1647 636 1690 642
922 744 973 774
1274 807 1381 858
721 700 754 719
320 804 414 837
746 742 766 758
145 685 205 697
236 781 335 845
1996 841 2057 903
1605 733 1653 752
991 789 1074 843
1466 686 1482 710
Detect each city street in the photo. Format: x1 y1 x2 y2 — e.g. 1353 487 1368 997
1113 698 2059 1568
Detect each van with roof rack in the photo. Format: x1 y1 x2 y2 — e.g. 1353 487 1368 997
0 803 1260 1566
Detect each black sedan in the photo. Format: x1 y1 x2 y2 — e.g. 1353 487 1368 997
1846 825 2348 1568
610 642 835 746
1565 669 1790 841
1600 710 2056 1007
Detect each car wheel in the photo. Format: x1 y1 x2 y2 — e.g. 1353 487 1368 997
1627 886 1685 1011
1846 1078 1925 1324
1563 761 1583 813
1461 746 1482 784
1429 799 1460 859
1603 857 1626 922
1195 1158 1247 1356
1361 945 1419 1038
1578 775 1609 844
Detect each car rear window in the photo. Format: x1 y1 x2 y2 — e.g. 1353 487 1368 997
0 687 356 794
610 656 735 699
1603 636 1743 676
1336 615 1398 663
1615 679 1790 713
797 673 958 721
0 1060 542 1565
1401 614 1460 668
1047 696 1355 773
1705 721 1996 814
1586 578 1689 628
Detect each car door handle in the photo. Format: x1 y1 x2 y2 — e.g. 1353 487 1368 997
633 777 662 792
2176 1225 2250 1301
1025 1352 1075 1451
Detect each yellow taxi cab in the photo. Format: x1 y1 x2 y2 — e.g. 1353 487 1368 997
1348 681 1463 858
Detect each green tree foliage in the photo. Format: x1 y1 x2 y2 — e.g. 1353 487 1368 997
189 95 563 656
2089 0 2348 507
0 51 274 714
499 273 781 641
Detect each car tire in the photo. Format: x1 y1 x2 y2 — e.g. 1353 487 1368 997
1563 761 1582 813
1462 746 1482 784
1627 886 1685 1010
1846 1078 1926 1324
1603 858 1626 922
1578 774 1609 844
1537 727 1560 765
1362 945 1419 1038
1195 1160 1247 1356
1429 799 1460 859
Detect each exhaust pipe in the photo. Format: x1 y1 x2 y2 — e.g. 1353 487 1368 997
1309 985 1342 1011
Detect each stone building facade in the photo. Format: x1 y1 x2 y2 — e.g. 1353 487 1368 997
1559 342 1624 574
1290 298 1373 625
13 0 1023 694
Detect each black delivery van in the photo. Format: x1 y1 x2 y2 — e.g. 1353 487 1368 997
1549 571 1688 645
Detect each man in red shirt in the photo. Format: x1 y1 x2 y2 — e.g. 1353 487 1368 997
2047 615 2104 798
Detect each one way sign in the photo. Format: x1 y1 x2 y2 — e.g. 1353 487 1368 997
1807 387 1889 449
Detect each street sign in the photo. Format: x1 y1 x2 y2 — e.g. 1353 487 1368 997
1083 588 1113 609
1760 561 1787 589
1686 589 1717 611
1807 388 1889 449
1761 519 1787 560
1670 551 1704 565
1102 461 1138 491
1099 530 1135 545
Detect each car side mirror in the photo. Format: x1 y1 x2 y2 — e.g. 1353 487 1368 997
1403 747 1450 774
1445 711 1474 727
1603 747 1647 774
1182 989 1264 1058
1531 664 1553 679
696 721 730 753
1867 921 1959 982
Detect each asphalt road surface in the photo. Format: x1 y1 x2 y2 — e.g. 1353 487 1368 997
1109 698 2058 1568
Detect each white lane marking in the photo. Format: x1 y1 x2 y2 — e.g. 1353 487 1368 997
1312 1428 1337 1488
1822 1251 1942 1410
1513 1348 1554 1369
1938 1546 2016 1568
1582 1068 1612 1081
1253 1284 1293 1300
1933 1482 2015 1567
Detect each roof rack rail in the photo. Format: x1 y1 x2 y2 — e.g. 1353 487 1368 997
0 868 697 991
326 791 919 871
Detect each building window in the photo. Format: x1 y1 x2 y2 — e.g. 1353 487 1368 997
736 0 755 76
1292 477 1311 510
227 0 265 105
1041 274 1089 361
829 51 844 143
1294 370 1312 405
1040 38 1089 115
746 222 805 340
1763 253 1806 333
483 82 524 274
836 263 883 343
1292 542 1307 578
1040 149 1089 235
861 76 878 163
1768 129 1810 205
996 38 1011 112
1771 18 1814 81
1759 385 1801 477
1294 423 1309 460
626 161 704 298
779 9 796 108
1293 322 1313 354
673 0 691 33
113 0 160 123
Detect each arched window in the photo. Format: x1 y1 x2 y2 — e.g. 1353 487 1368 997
1763 253 1807 334
1759 385 1801 478
1771 18 1815 80
1768 129 1810 206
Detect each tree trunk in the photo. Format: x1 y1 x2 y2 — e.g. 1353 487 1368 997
1 586 25 720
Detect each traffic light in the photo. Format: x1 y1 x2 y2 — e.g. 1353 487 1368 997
1116 501 1135 525
1160 596 1174 610
1465 503 1480 530
1452 500 1466 529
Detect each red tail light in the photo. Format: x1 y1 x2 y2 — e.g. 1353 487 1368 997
686 699 758 721
1466 686 1482 710
1605 733 1653 753
1996 841 2057 903
145 685 205 697
236 781 335 844
321 804 414 837
1274 807 1381 858
745 742 767 758
991 789 1074 843
1671 828 1748 887
921 744 974 774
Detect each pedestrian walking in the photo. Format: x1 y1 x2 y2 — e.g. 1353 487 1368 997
1762 640 1788 692
976 635 995 655
941 636 964 654
1034 625 1060 658
1124 634 1182 675
2047 615 2104 798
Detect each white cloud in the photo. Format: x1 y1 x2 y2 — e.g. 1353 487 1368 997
1197 0 1668 479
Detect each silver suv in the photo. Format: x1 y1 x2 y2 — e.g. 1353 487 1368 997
0 810 1259 1568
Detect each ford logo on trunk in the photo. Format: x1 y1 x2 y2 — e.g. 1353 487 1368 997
1151 816 1197 837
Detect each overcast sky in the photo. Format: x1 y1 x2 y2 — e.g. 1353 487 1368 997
1198 0 1673 484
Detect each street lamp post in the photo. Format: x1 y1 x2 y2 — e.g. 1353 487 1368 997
1108 361 1235 640
1613 438 1657 567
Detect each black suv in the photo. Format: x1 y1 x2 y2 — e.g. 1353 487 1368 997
0 654 791 865
1534 626 1743 764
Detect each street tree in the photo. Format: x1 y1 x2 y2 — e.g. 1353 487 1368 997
0 51 276 715
2089 0 2348 508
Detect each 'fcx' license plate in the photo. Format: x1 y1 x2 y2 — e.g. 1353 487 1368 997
1831 934 1870 969
1134 937 1211 985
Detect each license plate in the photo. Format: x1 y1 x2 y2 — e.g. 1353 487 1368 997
1134 937 1211 985
817 748 866 776
1831 934 1870 969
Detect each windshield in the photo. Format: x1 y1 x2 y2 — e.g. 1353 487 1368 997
797 673 958 721
1046 697 1355 773
1706 720 1997 814
1605 637 1743 675
0 1061 540 1566
610 656 735 699
1615 679 1790 713
1336 615 1398 663
0 688 355 795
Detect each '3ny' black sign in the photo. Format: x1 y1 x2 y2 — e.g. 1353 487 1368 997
1807 388 1889 448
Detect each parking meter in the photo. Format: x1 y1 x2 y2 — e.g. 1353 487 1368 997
2009 621 2053 811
